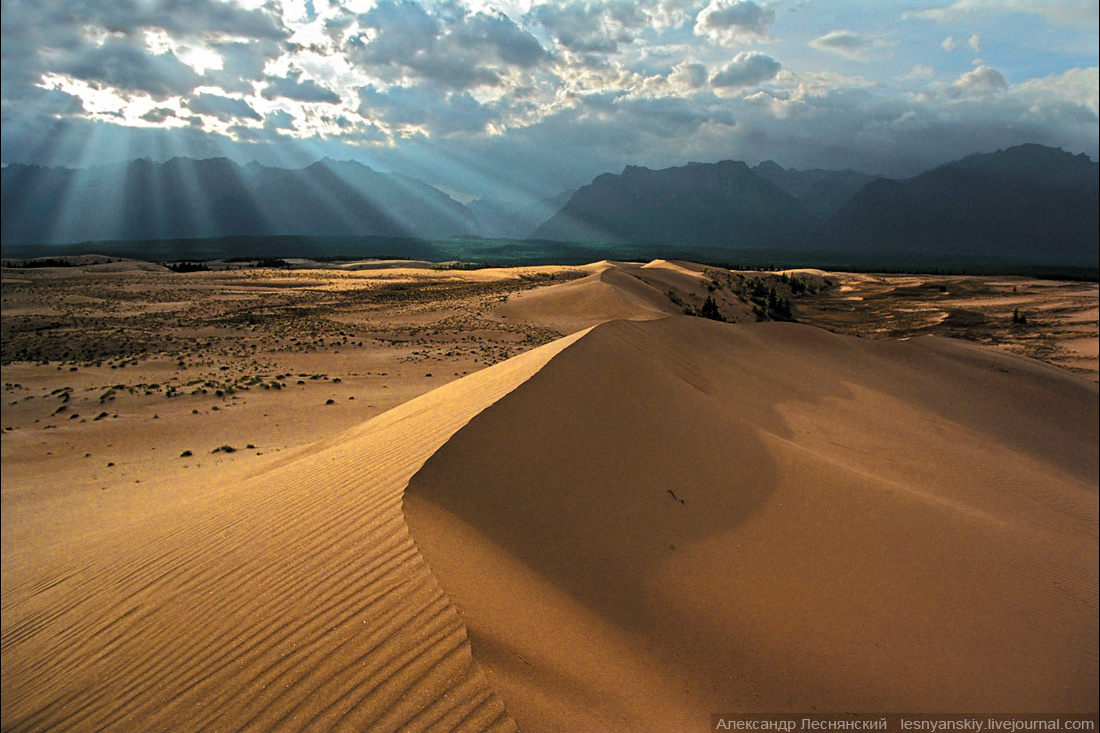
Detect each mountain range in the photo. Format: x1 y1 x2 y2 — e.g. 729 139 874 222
2 144 1097 266
0 157 476 245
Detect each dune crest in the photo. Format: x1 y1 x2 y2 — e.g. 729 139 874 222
1 328 590 732
405 317 1099 731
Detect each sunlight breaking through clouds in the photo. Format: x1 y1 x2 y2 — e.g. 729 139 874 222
2 0 1097 199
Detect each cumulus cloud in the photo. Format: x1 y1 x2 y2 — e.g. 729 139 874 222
347 2 545 88
952 64 1007 96
670 62 709 89
710 51 781 88
0 0 286 103
694 0 775 45
262 71 341 103
533 1 647 54
205 40 286 94
940 36 957 51
358 84 496 134
188 93 262 121
67 0 285 39
62 38 204 97
1 0 1096 200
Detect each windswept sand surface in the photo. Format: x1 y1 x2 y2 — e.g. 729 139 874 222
2 259 1098 731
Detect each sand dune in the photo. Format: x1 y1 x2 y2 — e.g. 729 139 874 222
405 317 1098 730
1 329 589 732
491 265 671 332
3 260 1097 732
494 259 761 331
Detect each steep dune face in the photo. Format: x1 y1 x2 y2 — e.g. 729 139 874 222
404 317 1098 730
0 329 589 733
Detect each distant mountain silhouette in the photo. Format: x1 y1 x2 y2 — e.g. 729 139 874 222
828 144 1099 264
468 188 575 239
531 160 818 248
1 157 476 245
752 161 877 217
3 145 1096 267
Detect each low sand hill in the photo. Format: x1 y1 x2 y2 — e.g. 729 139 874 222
405 317 1099 730
493 259 755 331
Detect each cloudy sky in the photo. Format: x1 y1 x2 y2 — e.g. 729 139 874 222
2 0 1097 201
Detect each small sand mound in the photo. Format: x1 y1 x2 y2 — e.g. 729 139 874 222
493 266 677 332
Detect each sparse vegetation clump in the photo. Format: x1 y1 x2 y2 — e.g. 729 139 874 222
166 261 210 273
698 296 724 321
668 291 725 321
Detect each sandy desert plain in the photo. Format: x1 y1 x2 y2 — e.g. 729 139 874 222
1 256 1097 732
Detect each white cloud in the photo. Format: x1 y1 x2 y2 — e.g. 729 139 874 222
941 35 957 52
811 29 894 60
694 0 775 45
670 61 709 89
710 51 781 88
952 64 1007 96
1015 66 1100 117
967 33 981 52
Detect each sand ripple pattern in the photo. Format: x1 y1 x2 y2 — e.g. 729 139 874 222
1 329 589 733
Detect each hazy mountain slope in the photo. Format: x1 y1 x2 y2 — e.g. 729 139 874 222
530 160 819 248
752 160 877 217
1 157 476 245
828 144 1099 264
468 189 576 239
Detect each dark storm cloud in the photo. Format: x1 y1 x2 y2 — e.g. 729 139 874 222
141 107 177 123
1 0 1095 201
64 38 205 97
263 72 342 103
532 1 648 54
1 0 287 101
60 0 284 39
188 93 262 121
456 12 547 66
358 84 495 134
346 1 546 89
205 40 287 95
710 52 781 87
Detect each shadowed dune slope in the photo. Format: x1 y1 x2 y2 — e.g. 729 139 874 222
0 329 590 733
404 317 1099 731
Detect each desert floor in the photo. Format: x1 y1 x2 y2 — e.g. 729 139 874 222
3 258 1097 731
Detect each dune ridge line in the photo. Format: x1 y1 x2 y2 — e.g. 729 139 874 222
1 327 592 733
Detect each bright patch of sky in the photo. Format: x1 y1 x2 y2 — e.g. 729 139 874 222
2 0 1096 200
